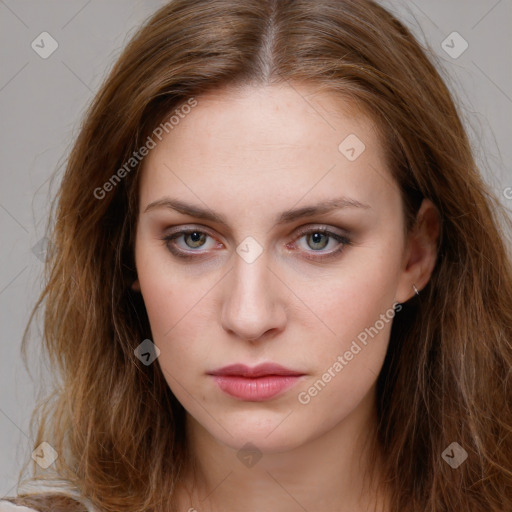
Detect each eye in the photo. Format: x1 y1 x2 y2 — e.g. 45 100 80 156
160 225 352 261
289 226 352 260
161 227 221 259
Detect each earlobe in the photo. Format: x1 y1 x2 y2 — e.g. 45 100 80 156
396 199 440 303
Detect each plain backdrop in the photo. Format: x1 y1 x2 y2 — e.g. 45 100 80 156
1 0 511 497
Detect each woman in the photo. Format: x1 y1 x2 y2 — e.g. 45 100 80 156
2 0 511 511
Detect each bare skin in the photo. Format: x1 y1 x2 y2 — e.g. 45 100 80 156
132 83 439 511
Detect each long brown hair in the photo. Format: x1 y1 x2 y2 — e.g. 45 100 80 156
8 0 512 511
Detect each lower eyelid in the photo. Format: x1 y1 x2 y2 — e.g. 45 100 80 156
293 233 351 257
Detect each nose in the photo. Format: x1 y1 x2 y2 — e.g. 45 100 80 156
220 251 287 343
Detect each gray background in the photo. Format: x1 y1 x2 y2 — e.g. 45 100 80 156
1 0 511 497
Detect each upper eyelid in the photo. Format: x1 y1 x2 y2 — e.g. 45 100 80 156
164 223 348 238
294 224 349 236
164 225 219 242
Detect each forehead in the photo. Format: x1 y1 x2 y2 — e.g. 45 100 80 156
138 83 398 221
148 83 381 157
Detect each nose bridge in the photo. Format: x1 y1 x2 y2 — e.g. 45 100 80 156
220 247 285 341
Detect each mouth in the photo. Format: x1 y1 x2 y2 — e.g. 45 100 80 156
207 363 306 401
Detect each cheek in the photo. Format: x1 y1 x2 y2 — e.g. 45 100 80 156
139 277 210 399
138 272 208 358
291 242 402 405
134 244 197 359
294 280 396 431
301 241 403 342
135 235 206 334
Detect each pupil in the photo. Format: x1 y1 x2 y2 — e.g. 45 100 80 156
186 231 205 248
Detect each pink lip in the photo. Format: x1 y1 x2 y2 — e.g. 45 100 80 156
208 363 305 401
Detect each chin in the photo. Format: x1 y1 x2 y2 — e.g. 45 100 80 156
224 428 307 454
203 408 314 454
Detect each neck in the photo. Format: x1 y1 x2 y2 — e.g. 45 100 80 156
177 386 389 512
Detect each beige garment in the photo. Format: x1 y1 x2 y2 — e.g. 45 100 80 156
0 503 38 512
1 479 99 512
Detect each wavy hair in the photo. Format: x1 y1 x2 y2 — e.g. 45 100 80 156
7 0 512 511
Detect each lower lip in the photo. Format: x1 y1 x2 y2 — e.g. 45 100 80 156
211 375 303 401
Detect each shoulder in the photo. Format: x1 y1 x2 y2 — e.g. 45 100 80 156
0 495 90 512
0 502 39 512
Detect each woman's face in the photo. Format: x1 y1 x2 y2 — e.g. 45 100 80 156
133 83 415 453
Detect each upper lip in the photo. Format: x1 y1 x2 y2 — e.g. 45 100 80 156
208 363 304 378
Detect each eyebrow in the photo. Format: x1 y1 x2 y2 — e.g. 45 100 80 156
143 196 370 226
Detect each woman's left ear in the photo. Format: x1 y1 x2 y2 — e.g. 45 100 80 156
395 198 440 303
131 278 141 292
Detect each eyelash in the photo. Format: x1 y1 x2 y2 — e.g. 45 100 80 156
160 225 352 261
